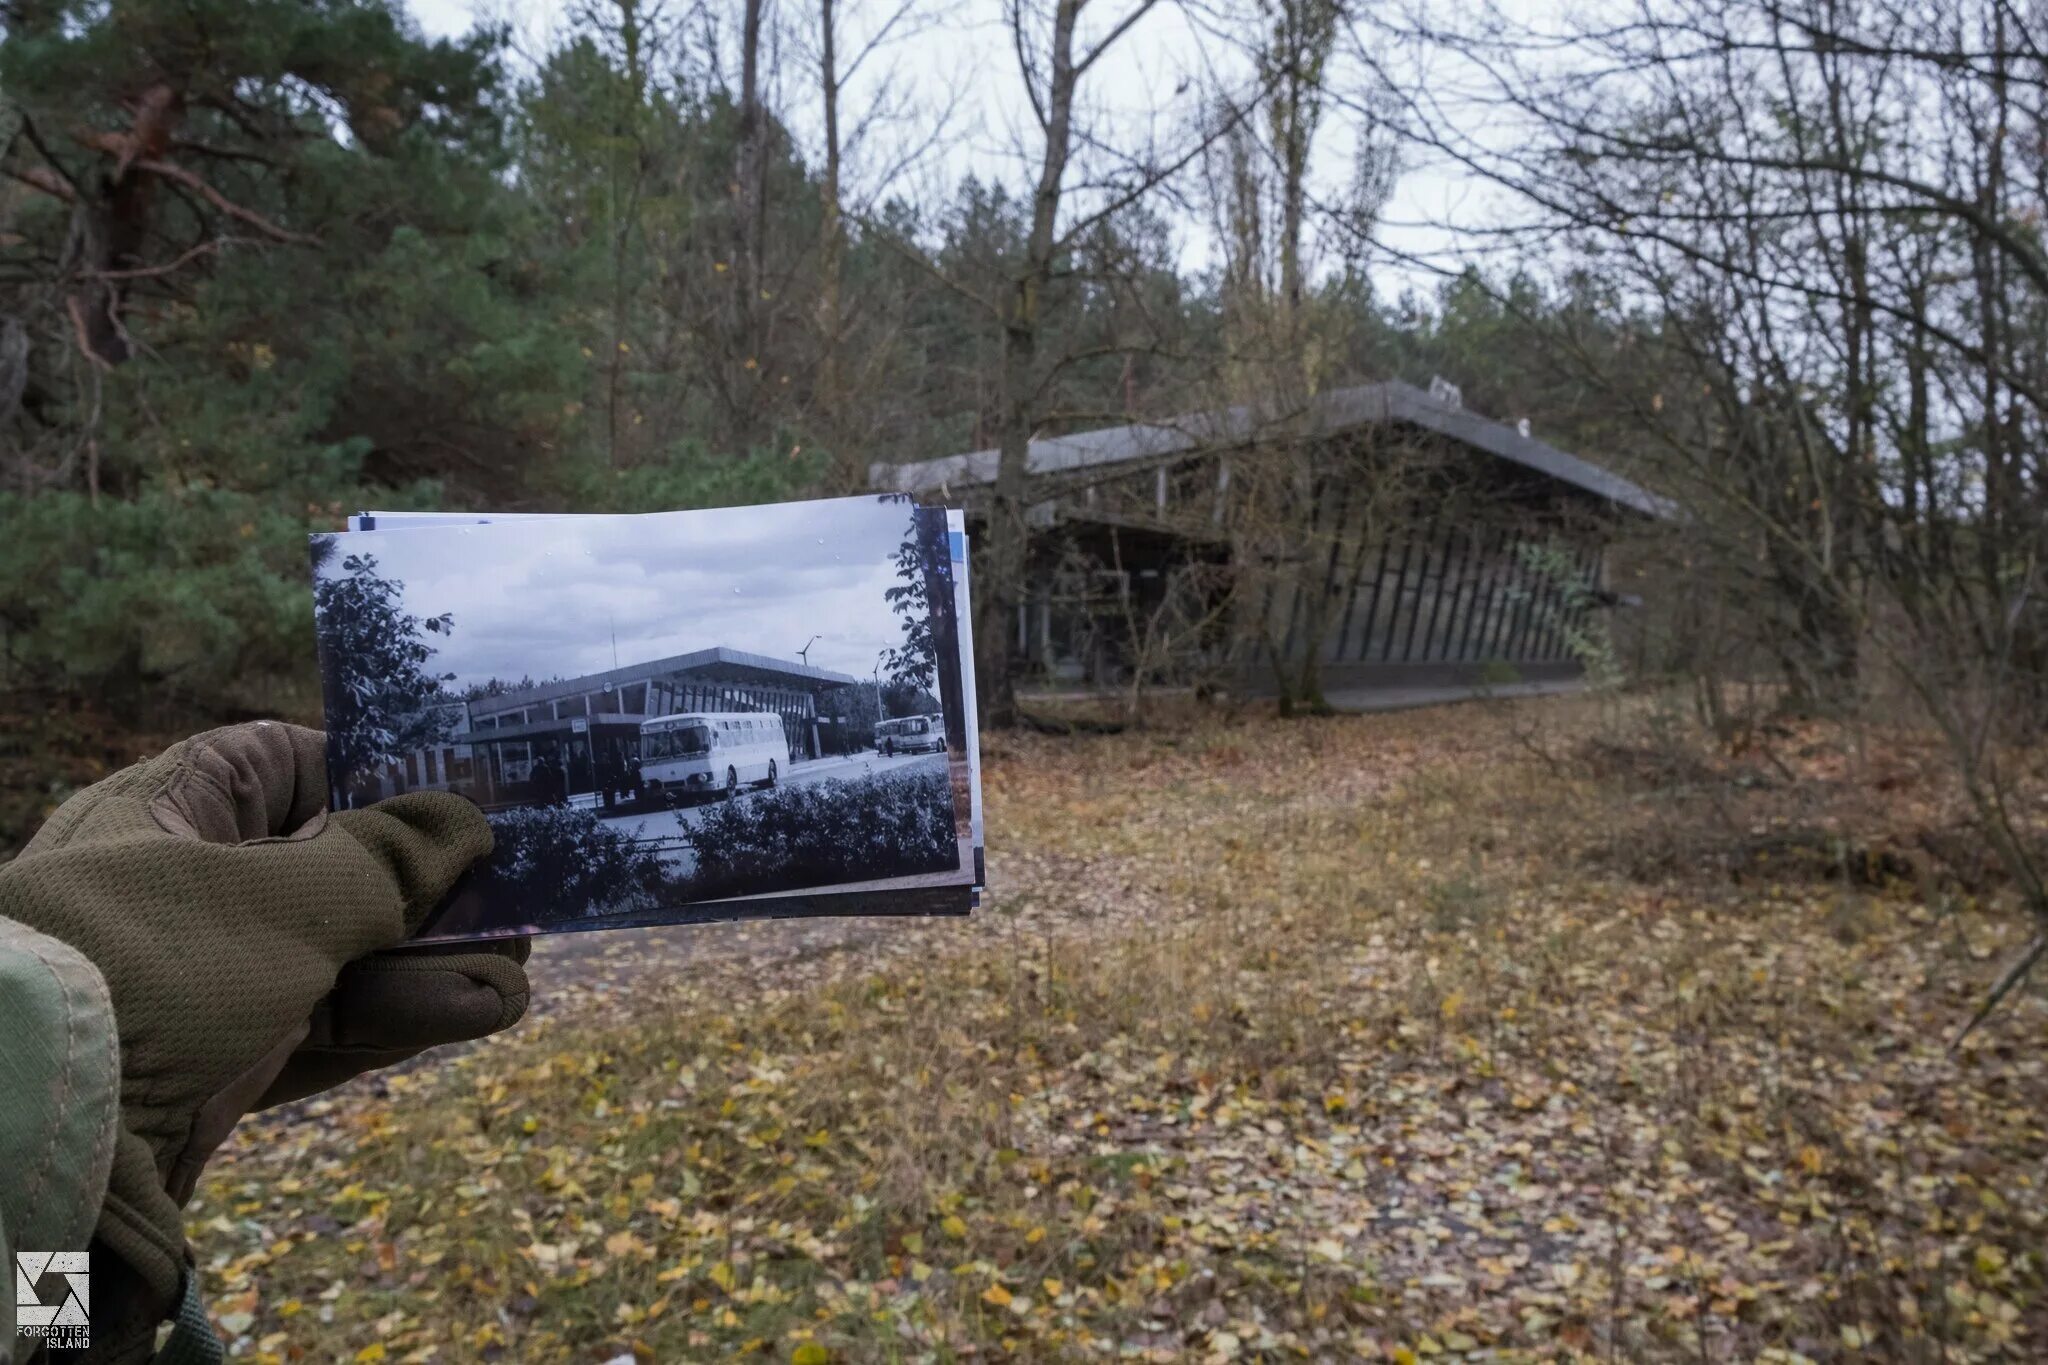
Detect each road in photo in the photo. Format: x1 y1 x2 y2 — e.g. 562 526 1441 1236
596 750 948 878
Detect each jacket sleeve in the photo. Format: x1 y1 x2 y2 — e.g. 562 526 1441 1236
0 913 122 1356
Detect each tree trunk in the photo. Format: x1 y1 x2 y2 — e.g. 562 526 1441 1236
816 0 845 429
66 83 187 366
984 0 1082 729
605 0 647 467
735 0 771 436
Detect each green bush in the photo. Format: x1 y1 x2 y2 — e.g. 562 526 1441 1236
1476 658 1523 688
468 803 668 924
678 767 957 901
0 488 324 714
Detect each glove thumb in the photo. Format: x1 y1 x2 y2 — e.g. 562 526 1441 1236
257 938 532 1108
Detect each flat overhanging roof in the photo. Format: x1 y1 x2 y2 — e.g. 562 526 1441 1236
468 646 860 717
869 378 1675 519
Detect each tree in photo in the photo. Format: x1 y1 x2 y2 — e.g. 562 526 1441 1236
882 507 948 693
880 676 941 719
312 549 456 806
677 767 956 902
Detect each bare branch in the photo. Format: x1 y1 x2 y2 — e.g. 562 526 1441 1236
132 158 319 246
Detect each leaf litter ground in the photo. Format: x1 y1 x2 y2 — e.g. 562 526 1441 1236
195 696 2046 1363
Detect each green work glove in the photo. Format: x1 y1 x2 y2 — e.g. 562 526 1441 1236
0 721 530 1350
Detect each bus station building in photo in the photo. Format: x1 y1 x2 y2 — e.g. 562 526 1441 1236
360 646 860 808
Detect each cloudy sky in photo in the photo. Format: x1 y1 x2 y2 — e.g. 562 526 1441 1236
318 497 926 689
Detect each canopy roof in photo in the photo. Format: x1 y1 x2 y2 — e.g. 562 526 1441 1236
468 646 860 723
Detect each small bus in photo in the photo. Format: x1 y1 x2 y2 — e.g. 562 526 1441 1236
873 713 947 757
640 712 790 802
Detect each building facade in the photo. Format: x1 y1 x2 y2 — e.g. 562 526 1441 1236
357 646 860 808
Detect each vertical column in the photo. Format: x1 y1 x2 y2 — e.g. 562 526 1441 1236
1445 527 1490 662
1312 481 1356 663
1477 541 1523 660
1512 552 1552 662
1454 530 1497 662
1397 530 1446 662
1502 545 1544 661
1372 537 1416 661
1418 526 1466 662
1538 553 1564 662
1544 546 1582 660
1523 543 1572 663
1335 537 1386 662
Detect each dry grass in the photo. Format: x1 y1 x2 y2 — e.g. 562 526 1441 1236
194 696 2046 1363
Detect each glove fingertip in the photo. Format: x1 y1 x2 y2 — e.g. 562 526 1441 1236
437 949 531 1034
497 979 532 1033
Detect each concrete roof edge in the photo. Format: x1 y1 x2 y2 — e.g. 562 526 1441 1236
869 379 1675 518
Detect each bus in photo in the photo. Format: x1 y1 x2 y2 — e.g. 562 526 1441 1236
640 712 790 803
873 713 946 756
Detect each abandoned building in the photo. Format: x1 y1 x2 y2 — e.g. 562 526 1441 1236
871 379 1670 697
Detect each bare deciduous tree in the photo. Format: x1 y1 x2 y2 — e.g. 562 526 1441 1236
872 0 1249 726
1371 0 2048 1021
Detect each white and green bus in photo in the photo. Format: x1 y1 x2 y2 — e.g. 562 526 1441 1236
872 713 947 757
640 712 790 803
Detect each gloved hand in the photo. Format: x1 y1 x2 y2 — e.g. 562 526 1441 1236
0 721 529 1335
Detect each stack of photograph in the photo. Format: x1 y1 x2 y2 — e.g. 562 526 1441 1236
310 496 983 944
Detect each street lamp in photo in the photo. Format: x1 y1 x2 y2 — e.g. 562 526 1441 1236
872 649 888 750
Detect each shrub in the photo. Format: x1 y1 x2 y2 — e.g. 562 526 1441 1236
0 488 323 714
469 804 667 924
1476 658 1523 688
678 768 957 901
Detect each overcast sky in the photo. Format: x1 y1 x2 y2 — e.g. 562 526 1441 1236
404 0 1513 296
322 497 921 689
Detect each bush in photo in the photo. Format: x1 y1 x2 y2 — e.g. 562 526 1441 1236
679 767 956 901
470 804 668 924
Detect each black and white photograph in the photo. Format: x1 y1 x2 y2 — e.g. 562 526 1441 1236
309 496 975 942
350 504 987 865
